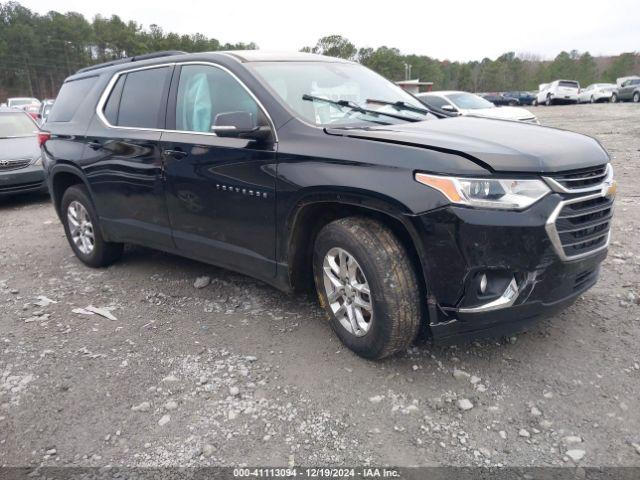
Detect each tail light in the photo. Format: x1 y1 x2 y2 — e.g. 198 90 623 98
38 131 51 147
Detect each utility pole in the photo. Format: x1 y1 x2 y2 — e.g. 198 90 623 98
404 63 412 81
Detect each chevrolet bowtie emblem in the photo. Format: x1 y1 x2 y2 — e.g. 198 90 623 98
606 180 617 199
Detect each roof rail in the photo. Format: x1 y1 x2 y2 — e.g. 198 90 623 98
75 51 186 74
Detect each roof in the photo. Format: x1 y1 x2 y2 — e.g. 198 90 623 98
221 50 352 63
395 79 433 86
417 90 466 96
69 50 353 81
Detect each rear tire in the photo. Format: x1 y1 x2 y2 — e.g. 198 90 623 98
61 185 123 268
312 217 421 360
590 96 595 104
545 95 553 106
532 98 538 106
611 93 618 103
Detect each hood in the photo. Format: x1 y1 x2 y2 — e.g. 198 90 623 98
0 135 40 161
461 106 535 121
325 116 609 173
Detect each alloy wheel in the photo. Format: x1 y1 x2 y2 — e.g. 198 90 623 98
67 200 95 255
322 247 373 337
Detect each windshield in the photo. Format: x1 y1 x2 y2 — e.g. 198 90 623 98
8 98 37 108
447 93 495 110
248 62 430 127
0 113 37 137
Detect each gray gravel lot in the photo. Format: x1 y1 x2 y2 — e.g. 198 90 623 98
1 103 639 468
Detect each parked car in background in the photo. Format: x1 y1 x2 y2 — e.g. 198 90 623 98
616 76 640 88
578 84 617 103
7 97 40 109
612 78 640 103
418 91 539 123
534 80 580 106
22 103 42 121
480 93 520 106
39 99 55 124
504 91 536 105
0 108 47 197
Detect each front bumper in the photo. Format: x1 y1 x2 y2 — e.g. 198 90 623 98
410 191 610 343
0 164 47 196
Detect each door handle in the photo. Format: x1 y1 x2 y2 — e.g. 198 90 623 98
87 141 102 150
163 149 187 159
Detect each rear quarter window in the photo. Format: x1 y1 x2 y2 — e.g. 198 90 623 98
48 76 98 122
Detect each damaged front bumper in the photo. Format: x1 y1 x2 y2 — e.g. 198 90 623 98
411 189 613 343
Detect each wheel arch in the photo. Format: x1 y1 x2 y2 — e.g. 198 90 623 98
49 164 93 218
283 192 434 307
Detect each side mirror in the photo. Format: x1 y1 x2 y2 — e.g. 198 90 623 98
441 104 456 112
212 111 271 140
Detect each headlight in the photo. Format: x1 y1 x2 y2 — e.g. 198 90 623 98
415 173 550 210
32 156 43 166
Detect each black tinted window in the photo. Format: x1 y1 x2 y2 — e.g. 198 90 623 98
103 75 125 125
116 67 171 128
48 77 97 122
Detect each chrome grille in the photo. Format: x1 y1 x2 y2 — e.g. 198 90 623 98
0 158 31 171
543 164 611 193
546 194 613 261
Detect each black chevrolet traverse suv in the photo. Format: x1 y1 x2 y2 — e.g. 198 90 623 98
41 51 616 359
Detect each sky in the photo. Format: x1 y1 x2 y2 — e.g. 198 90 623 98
19 0 640 62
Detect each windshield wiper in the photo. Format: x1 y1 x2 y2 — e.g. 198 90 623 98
365 99 430 115
366 98 452 118
301 94 420 123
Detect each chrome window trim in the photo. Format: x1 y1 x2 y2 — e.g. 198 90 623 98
542 163 612 194
545 189 613 262
95 61 278 143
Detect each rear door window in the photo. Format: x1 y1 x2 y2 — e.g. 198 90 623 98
48 76 97 122
559 81 579 88
110 67 172 129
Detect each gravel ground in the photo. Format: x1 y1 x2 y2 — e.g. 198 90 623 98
1 103 639 469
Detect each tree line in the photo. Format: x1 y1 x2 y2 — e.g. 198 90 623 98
1 1 639 100
302 35 640 92
0 1 256 99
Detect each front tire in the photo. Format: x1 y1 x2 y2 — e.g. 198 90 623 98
545 95 553 106
313 217 421 359
633 92 640 103
61 185 123 268
611 93 618 103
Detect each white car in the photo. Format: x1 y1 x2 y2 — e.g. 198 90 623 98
416 91 539 124
578 83 617 103
534 80 580 106
6 97 41 109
